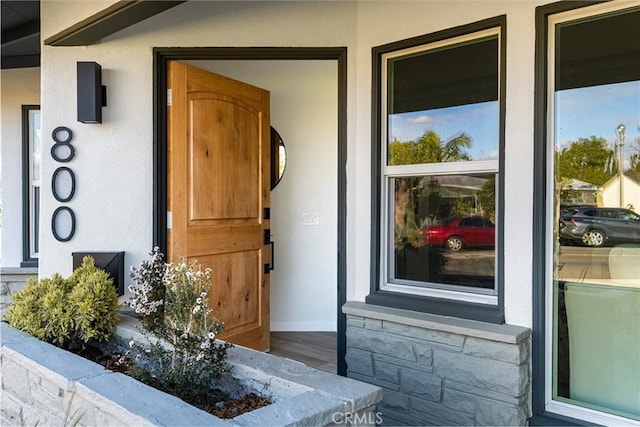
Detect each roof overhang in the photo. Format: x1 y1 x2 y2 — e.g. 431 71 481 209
44 0 187 47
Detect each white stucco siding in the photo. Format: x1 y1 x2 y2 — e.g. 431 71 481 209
39 0 555 328
38 40 155 281
0 68 41 267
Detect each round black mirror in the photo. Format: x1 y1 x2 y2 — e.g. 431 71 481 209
271 127 287 190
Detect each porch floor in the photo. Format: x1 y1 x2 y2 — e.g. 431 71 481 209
269 332 337 374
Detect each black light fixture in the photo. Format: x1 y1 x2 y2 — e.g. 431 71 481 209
77 61 107 123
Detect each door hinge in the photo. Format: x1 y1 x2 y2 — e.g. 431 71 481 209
167 89 172 107
167 211 172 229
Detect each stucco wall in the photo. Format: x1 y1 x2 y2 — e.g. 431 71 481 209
0 68 41 267
38 0 554 328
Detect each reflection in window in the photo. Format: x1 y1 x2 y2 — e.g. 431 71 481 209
380 25 502 302
389 102 498 165
390 174 496 292
549 4 640 422
386 33 499 166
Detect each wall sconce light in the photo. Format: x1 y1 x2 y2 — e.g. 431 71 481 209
77 61 107 123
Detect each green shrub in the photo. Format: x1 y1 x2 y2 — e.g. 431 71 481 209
3 256 120 350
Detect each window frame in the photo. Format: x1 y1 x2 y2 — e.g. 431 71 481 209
21 105 40 267
367 16 506 324
533 1 640 425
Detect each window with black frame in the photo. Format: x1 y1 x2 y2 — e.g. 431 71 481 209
541 3 640 423
368 17 505 322
21 105 41 267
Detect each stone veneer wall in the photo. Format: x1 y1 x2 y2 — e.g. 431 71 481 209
0 267 37 308
343 301 531 426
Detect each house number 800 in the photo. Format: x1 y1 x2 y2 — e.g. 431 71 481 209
51 126 77 242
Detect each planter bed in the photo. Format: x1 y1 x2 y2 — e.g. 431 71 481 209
1 315 382 426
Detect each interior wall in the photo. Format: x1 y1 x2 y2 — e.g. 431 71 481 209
185 60 338 331
0 68 41 266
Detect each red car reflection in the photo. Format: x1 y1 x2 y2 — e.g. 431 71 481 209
421 216 495 251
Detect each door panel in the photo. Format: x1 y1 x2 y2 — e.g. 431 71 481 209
192 252 260 333
189 95 259 221
168 61 270 351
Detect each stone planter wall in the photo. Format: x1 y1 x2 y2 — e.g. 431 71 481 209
343 302 531 426
1 316 382 426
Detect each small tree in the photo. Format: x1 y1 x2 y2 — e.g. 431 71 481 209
556 136 616 186
127 250 231 399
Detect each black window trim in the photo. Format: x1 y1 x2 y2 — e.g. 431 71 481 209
367 15 506 325
21 104 40 268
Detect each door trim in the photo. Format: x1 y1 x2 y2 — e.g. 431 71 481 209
153 47 348 376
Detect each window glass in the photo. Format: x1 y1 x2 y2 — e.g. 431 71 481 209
387 36 499 165
22 106 40 264
30 110 41 258
380 27 501 302
390 173 496 291
550 5 640 421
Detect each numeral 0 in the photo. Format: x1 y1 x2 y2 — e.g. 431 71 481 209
51 206 76 242
51 166 76 202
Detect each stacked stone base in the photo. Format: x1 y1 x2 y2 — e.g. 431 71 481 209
343 302 531 426
0 267 37 309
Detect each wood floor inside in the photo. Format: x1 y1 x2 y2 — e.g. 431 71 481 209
269 332 337 374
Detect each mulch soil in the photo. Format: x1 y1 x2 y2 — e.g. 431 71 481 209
78 346 271 419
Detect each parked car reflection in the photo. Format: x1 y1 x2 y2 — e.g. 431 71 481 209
420 216 495 251
559 207 640 247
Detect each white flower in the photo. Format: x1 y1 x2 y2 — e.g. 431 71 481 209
129 340 135 348
208 332 215 339
192 305 201 314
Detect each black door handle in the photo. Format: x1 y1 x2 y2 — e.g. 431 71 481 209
269 240 275 271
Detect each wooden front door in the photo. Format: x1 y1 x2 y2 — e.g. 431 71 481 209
167 61 270 351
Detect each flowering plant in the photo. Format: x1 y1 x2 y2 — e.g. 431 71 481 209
127 249 231 396
128 247 166 330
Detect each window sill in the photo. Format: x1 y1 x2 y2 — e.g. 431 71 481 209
528 413 589 426
2 266 38 275
344 300 528 344
365 289 505 325
19 260 38 268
